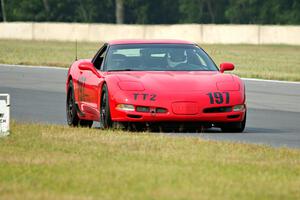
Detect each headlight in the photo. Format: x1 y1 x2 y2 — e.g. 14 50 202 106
116 104 135 111
233 104 245 111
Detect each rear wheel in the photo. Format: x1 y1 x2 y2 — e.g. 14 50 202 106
100 84 113 128
221 112 246 133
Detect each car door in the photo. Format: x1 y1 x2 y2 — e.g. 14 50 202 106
78 44 108 120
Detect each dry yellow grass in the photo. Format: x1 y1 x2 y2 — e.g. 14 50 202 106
0 122 299 200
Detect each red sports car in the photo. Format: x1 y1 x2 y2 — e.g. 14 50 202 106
66 39 246 132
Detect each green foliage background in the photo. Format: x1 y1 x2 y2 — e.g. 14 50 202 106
0 0 300 24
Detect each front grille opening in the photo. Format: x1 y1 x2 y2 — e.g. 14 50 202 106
227 114 240 119
156 107 167 113
136 106 168 114
136 106 150 113
127 114 142 119
203 106 232 113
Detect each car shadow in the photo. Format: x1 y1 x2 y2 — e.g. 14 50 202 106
92 122 282 134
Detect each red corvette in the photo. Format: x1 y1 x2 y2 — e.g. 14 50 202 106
66 39 246 132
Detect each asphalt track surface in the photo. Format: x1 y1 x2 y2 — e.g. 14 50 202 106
0 64 300 148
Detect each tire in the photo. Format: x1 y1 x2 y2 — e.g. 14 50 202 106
221 112 246 133
66 80 79 126
100 84 113 128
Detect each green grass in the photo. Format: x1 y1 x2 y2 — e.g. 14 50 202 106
0 40 100 67
202 44 300 81
0 122 299 200
0 40 300 81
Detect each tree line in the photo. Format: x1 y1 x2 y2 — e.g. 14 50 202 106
1 0 300 24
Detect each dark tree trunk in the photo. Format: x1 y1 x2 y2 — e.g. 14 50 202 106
78 0 89 22
206 0 215 23
115 0 124 24
1 0 6 22
42 0 50 12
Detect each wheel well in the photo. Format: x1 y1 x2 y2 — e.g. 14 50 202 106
100 82 107 102
67 75 73 86
67 76 76 102
100 82 110 109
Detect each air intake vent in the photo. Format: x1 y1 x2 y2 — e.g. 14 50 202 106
203 106 232 113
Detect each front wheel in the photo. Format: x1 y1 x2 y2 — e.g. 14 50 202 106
100 84 113 128
67 80 93 128
220 112 246 133
66 80 80 126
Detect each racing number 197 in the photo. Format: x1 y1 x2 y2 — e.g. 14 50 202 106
207 92 230 104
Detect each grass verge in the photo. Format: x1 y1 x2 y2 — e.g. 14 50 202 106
0 40 300 81
0 122 299 200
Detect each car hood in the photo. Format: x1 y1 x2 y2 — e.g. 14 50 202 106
110 71 235 92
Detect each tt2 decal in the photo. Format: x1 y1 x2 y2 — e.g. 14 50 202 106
133 93 157 101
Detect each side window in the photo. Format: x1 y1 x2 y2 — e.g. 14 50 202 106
98 50 107 70
92 45 108 70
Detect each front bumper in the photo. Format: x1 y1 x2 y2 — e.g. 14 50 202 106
111 104 246 123
109 90 246 123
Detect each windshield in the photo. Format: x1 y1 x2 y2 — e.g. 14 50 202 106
105 44 218 71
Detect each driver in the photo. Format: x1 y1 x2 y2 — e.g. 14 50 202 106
167 49 187 68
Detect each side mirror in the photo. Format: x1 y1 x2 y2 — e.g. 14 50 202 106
78 62 94 71
78 62 101 78
220 62 234 73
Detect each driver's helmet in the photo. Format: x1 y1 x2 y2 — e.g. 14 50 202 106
167 49 187 68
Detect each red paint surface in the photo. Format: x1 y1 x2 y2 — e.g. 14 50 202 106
66 40 246 124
